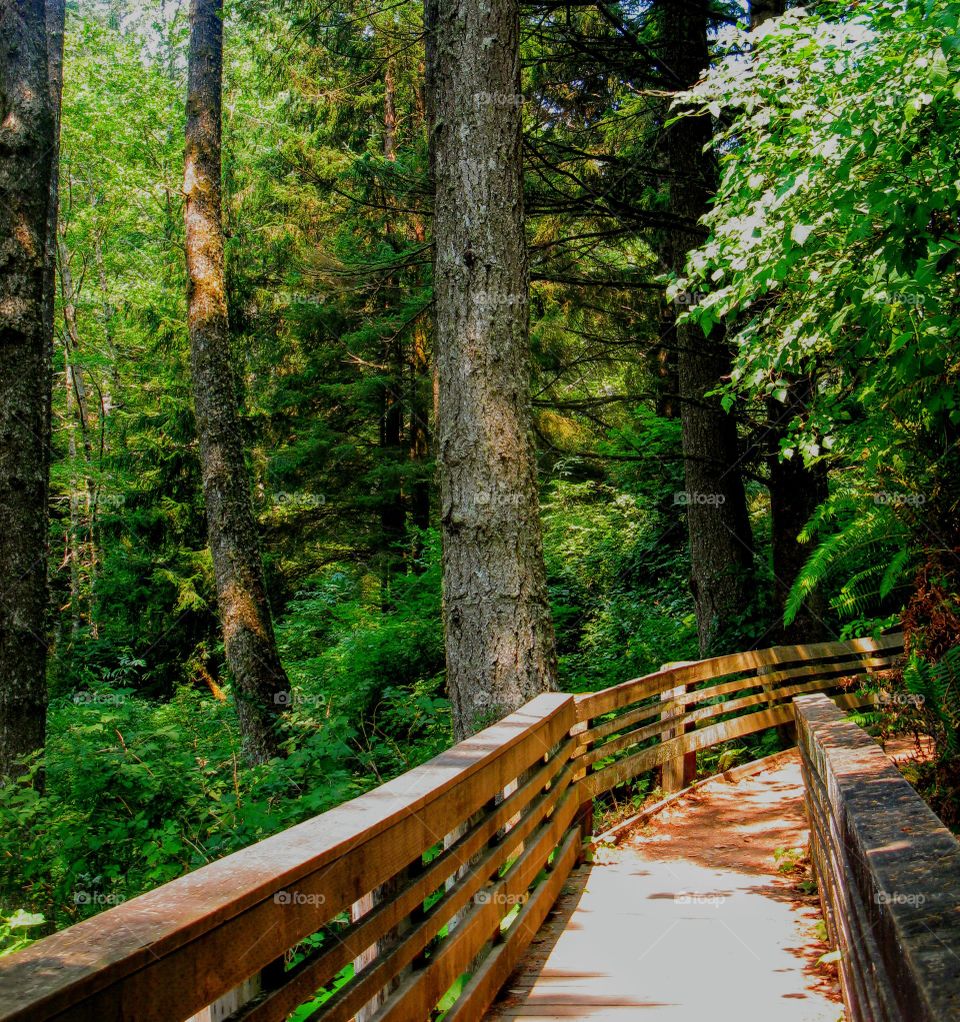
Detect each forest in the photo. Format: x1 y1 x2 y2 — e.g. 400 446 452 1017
0 0 959 965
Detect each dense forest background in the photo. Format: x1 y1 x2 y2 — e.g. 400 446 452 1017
1 0 959 947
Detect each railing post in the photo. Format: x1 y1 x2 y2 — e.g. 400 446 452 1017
759 662 796 744
660 679 696 793
571 716 593 860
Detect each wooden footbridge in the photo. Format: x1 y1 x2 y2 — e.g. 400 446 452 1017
3 630 958 1022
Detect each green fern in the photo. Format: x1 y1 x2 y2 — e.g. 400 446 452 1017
904 648 960 756
880 548 912 600
785 488 914 627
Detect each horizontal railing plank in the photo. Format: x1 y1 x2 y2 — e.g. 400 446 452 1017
229 737 578 1022
575 633 903 720
583 704 796 800
580 653 898 748
370 800 581 1022
296 770 578 1022
580 673 884 770
0 693 575 1022
443 826 581 1021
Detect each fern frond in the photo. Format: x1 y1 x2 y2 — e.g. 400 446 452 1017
786 499 912 626
879 547 913 600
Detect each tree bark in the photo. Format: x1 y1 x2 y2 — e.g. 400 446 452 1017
184 0 289 764
662 0 756 656
749 0 828 641
408 76 432 556
377 61 406 603
408 307 431 542
429 0 558 738
0 0 61 778
767 384 830 642
57 234 101 632
750 0 786 28
42 0 64 463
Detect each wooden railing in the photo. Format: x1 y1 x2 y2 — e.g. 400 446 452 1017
575 632 905 800
796 692 960 1022
0 633 904 1022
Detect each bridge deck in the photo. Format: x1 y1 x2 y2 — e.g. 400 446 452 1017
485 752 842 1021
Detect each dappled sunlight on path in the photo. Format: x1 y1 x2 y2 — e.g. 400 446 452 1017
485 752 842 1021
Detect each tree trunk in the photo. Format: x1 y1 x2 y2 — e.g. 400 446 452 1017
767 383 830 643
750 0 786 28
42 0 64 465
408 309 431 542
649 298 680 420
378 62 406 603
0 0 61 778
184 0 289 764
749 0 828 642
408 81 432 556
662 0 756 656
58 234 100 632
429 0 558 738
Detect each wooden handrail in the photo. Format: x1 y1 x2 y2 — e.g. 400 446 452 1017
0 693 578 1022
0 633 906 1022
577 632 904 799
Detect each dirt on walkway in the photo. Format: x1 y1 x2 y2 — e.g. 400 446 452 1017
486 750 843 1021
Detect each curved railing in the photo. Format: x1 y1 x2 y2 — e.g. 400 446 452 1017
0 632 904 1022
575 631 905 799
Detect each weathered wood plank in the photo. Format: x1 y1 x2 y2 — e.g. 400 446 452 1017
443 828 580 1021
0 694 576 1022
575 633 903 719
580 653 897 748
232 752 578 1022
659 684 695 792
584 704 795 800
227 744 576 1021
369 807 581 1022
581 674 878 770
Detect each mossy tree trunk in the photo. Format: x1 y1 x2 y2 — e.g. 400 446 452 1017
184 0 290 764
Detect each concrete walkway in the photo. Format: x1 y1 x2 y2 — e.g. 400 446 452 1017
485 753 843 1021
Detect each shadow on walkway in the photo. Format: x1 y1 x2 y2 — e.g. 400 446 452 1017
485 751 842 1021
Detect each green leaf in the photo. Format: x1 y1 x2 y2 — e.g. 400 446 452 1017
6 911 44 929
